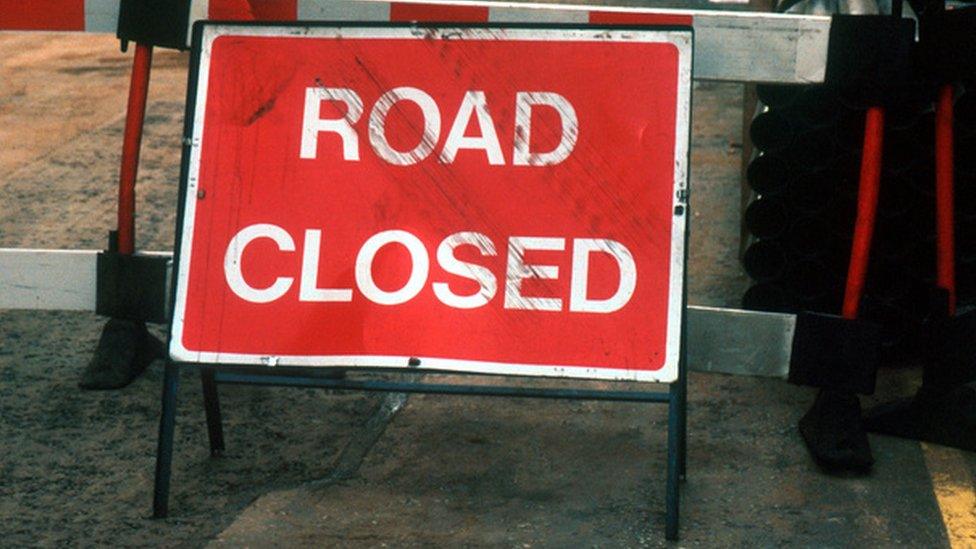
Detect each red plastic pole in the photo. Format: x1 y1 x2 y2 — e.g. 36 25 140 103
842 106 885 319
117 43 153 256
935 83 956 315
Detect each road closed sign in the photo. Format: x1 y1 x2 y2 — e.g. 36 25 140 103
170 23 691 382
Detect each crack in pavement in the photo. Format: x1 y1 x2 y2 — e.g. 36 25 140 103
211 378 416 545
309 386 412 487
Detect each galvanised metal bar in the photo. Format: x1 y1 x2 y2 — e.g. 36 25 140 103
212 1 835 84
0 248 797 379
212 371 672 403
0 0 834 84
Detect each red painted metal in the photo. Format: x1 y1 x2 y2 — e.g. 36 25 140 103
588 12 694 26
936 83 956 315
0 0 85 31
208 0 298 21
117 43 153 256
842 106 884 319
389 3 490 22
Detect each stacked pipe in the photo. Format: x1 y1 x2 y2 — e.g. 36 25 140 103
743 84 976 356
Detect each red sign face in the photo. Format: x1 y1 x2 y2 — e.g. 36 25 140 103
171 25 691 382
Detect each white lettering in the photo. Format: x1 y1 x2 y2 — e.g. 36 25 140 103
224 223 295 303
439 91 505 165
504 236 564 311
432 231 497 309
222 227 636 312
355 230 430 305
513 92 578 166
300 87 363 160
569 238 637 313
299 229 353 302
368 87 441 165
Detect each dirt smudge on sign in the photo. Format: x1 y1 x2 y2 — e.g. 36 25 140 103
245 95 277 126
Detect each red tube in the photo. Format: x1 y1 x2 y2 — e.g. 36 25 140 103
936 83 956 315
117 43 153 255
842 106 885 319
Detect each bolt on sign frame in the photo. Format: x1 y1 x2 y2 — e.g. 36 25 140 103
156 21 692 539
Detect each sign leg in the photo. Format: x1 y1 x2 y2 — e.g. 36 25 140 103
153 361 180 519
679 365 688 480
201 368 225 457
665 384 681 540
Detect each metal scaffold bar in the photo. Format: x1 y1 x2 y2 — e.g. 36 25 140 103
1 0 832 84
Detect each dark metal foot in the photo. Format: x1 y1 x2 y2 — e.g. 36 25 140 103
799 389 873 474
80 318 164 390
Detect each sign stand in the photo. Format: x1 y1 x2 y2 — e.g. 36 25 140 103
154 21 693 540
152 359 688 538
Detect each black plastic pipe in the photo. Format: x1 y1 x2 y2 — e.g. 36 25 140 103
745 197 790 239
750 110 796 153
742 282 795 313
743 240 788 281
747 154 791 195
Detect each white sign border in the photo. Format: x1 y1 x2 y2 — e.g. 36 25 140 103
170 23 692 383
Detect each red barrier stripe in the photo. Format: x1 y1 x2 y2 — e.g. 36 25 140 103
842 106 885 319
117 44 153 255
935 84 956 315
0 0 85 31
588 11 693 26
209 0 298 21
390 3 490 22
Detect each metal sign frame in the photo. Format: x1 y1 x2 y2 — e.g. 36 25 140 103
169 22 691 384
151 20 690 540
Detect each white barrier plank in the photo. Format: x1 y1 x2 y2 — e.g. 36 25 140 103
84 0 120 33
692 11 829 83
0 249 99 311
0 248 794 378
686 305 794 378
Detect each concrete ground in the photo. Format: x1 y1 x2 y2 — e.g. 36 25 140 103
1 32 974 547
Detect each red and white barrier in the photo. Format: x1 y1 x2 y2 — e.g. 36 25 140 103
0 0 118 32
0 0 830 84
